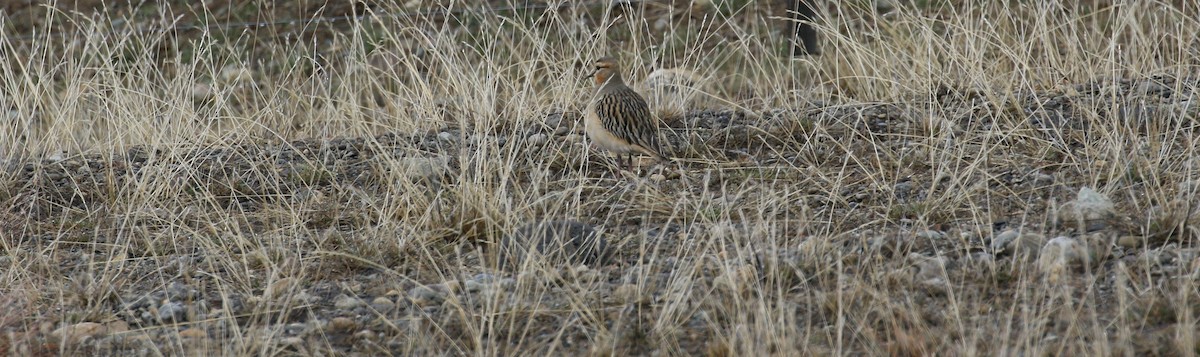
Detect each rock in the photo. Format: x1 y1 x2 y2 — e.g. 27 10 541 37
990 230 1018 250
893 181 914 198
327 317 359 333
408 285 446 307
970 252 995 264
280 336 305 347
48 151 67 162
334 295 364 310
1117 235 1142 249
544 112 565 128
545 112 578 136
528 133 548 146
464 275 499 295
498 278 516 290
909 253 947 281
1031 171 1055 185
94 333 131 351
264 277 297 299
157 301 187 323
463 279 484 293
498 220 610 270
354 329 377 342
1142 248 1171 266
283 322 308 336
868 232 906 257
52 322 108 345
1080 232 1115 262
991 229 1047 258
916 230 945 240
290 291 315 305
370 297 395 312
105 320 130 334
471 273 497 284
397 155 450 180
909 253 951 294
570 264 605 282
1038 236 1088 281
438 281 460 293
1058 187 1117 232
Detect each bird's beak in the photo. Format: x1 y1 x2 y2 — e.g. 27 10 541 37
582 68 596 81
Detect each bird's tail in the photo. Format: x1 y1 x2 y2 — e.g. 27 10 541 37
642 145 672 162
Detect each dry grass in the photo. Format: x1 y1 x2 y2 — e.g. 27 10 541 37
2 0 1199 355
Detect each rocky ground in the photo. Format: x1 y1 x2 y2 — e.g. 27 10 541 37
4 0 1200 355
3 72 1199 355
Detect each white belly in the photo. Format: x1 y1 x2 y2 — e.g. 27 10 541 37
584 107 633 154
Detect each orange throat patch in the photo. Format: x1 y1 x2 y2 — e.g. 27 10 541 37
594 71 609 86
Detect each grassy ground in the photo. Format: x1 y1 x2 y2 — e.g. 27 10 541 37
2 0 1199 355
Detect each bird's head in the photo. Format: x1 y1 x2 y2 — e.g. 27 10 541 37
591 57 622 86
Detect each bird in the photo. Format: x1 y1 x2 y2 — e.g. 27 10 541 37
584 56 669 173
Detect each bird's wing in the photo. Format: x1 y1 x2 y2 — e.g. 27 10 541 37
596 88 667 159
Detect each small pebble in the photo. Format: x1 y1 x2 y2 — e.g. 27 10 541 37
1038 236 1088 282
334 295 364 310
52 322 107 345
408 286 445 307
327 317 358 333
283 323 308 336
528 133 548 145
370 297 395 312
472 273 497 284
266 276 303 298
1117 235 1142 249
354 329 377 341
280 337 304 347
178 328 207 339
464 279 484 293
916 230 945 240
157 301 187 323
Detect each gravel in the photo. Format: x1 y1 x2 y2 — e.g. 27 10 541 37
6 74 1200 354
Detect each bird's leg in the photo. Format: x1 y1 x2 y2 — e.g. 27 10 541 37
610 154 623 177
